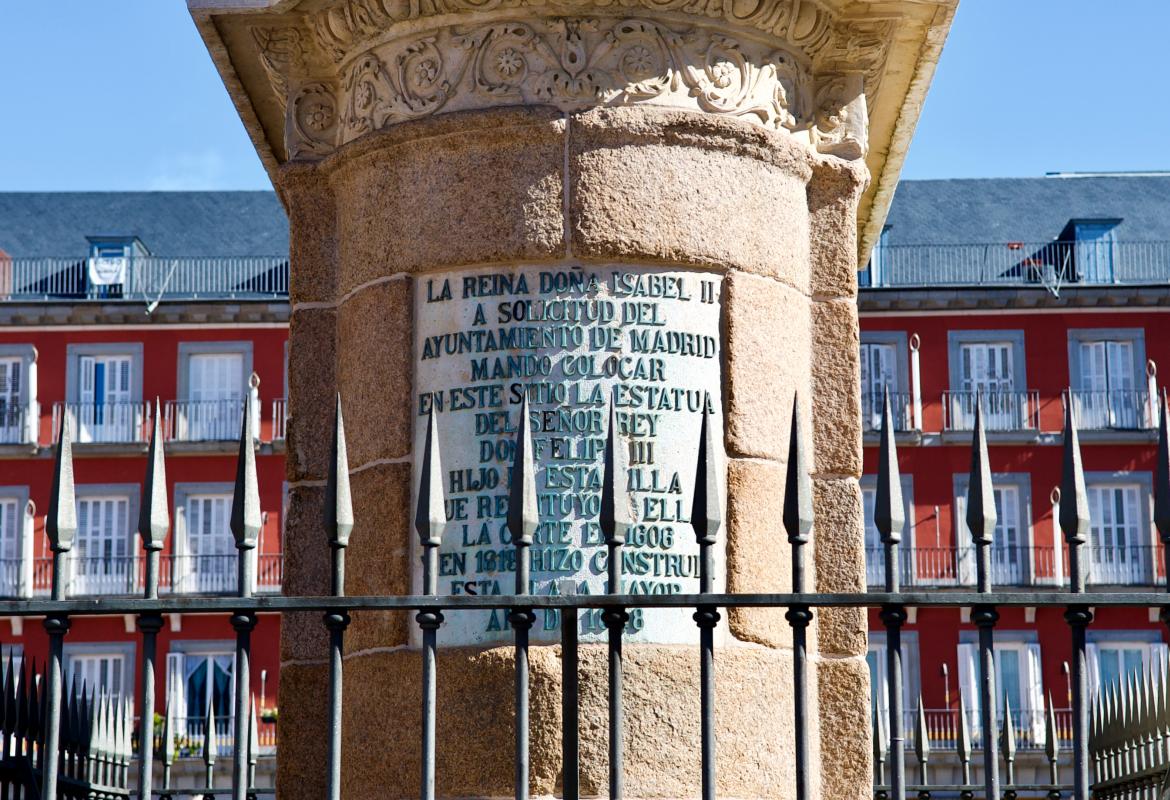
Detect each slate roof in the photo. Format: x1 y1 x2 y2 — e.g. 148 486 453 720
0 192 288 258
883 174 1170 246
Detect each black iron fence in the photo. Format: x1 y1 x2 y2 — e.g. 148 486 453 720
6 390 1170 799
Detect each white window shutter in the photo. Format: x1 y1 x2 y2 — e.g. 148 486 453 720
954 495 975 585
166 652 187 719
20 501 33 598
1150 643 1168 677
79 356 95 405
24 357 35 444
1086 643 1101 701
957 643 979 729
1025 643 1045 744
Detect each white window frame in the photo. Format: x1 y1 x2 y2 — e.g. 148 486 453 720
953 473 1033 586
1067 329 1149 429
64 642 135 702
958 634 1045 745
0 487 32 598
176 342 255 441
65 343 144 444
72 485 138 596
174 483 241 594
1084 472 1153 585
867 631 920 742
166 641 236 746
0 345 36 445
861 475 915 586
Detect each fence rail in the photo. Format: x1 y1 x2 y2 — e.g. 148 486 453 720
0 256 288 302
9 392 1170 799
862 240 1170 288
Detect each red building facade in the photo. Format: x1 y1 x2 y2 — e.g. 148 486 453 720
860 174 1170 783
0 192 290 764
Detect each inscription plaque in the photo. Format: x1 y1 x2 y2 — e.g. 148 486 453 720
413 265 724 644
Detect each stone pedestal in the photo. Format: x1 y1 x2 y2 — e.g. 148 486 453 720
189 1 955 797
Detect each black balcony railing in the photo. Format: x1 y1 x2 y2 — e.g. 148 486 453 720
862 240 1170 289
8 392 1170 799
0 255 288 302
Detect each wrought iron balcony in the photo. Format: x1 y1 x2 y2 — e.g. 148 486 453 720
882 707 1073 751
52 401 152 445
23 554 283 598
861 391 916 433
1063 389 1156 431
861 240 1170 288
164 399 248 442
0 255 288 301
943 390 1040 433
865 545 1063 588
0 405 37 445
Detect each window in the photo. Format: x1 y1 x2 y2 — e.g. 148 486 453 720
175 484 236 594
958 637 1045 744
861 475 914 586
947 331 1028 431
0 490 28 597
860 332 909 432
176 343 253 442
954 473 1032 586
65 645 133 701
0 345 36 445
1086 480 1150 585
1068 329 1148 430
65 344 144 444
167 647 234 742
72 485 137 596
1086 635 1168 699
1073 221 1119 282
867 632 919 739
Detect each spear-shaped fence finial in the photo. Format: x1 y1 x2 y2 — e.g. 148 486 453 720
1059 398 1090 549
231 393 262 551
326 394 355 551
957 690 973 785
47 412 78 556
914 696 931 786
507 392 538 595
966 396 997 547
600 400 631 551
1045 693 1061 784
783 392 814 548
1001 695 1017 783
139 399 169 552
875 389 905 543
691 396 724 594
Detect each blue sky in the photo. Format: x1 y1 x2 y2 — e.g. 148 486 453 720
0 1 1166 190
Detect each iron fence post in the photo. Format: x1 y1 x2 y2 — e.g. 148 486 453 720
876 392 907 800
560 607 579 800
42 412 78 800
508 394 538 800
230 398 261 800
415 402 444 800
138 402 169 800
691 400 723 800
782 395 814 800
324 397 355 800
966 398 1000 800
601 404 629 800
1060 400 1093 800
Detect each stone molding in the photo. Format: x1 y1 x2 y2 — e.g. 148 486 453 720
253 0 882 161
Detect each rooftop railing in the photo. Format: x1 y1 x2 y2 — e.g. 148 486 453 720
862 240 1170 289
0 255 288 302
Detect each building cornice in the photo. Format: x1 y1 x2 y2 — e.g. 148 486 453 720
0 302 290 329
858 285 1170 315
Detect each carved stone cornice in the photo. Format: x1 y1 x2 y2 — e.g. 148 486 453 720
254 3 879 162
189 0 957 262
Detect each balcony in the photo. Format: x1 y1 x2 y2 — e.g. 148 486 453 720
882 707 1073 751
22 553 283 598
861 240 1170 289
52 402 152 445
0 405 37 447
0 255 288 302
866 545 1062 588
866 544 1164 588
1064 389 1155 431
861 391 916 434
942 390 1039 434
165 399 247 442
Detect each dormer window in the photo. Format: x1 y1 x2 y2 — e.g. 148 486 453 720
1071 219 1120 283
85 236 148 296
